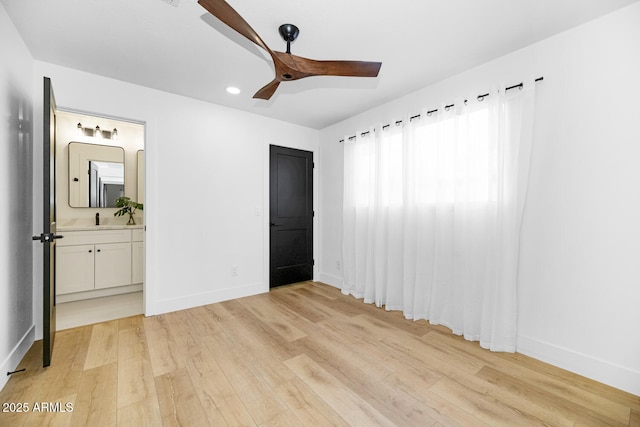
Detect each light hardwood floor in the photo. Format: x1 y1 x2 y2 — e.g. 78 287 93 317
1 281 638 426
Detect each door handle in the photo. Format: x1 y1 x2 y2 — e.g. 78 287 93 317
32 233 64 243
270 223 283 227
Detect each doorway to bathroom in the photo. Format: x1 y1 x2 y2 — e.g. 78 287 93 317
54 109 145 330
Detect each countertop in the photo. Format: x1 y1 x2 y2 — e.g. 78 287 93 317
57 224 144 232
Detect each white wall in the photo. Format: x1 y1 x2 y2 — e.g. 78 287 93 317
30 63 320 331
319 3 640 396
0 3 35 390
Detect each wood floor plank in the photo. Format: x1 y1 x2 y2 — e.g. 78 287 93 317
284 353 396 427
474 365 624 426
154 367 211 427
429 377 549 426
117 355 157 409
449 364 576 426
215 304 299 362
294 287 369 318
215 395 258 427
163 310 204 355
507 351 640 413
116 399 162 427
239 293 308 342
2 281 638 426
219 319 298 390
425 330 633 424
117 315 144 331
142 314 185 377
267 289 335 323
117 321 148 362
70 363 118 427
273 378 351 427
202 299 237 323
382 372 489 427
0 328 90 427
84 320 119 370
203 332 289 425
292 332 395 384
298 281 341 300
291 328 439 426
22 393 76 427
181 338 254 425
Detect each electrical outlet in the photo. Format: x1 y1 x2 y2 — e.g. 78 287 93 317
336 260 341 271
231 266 239 276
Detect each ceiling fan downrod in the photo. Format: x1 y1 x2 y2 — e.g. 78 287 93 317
278 23 299 54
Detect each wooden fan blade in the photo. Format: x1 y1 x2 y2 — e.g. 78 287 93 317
198 0 272 54
253 80 281 100
287 55 382 78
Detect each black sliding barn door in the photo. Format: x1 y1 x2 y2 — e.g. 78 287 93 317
269 145 313 288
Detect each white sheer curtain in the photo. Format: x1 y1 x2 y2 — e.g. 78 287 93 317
342 82 536 351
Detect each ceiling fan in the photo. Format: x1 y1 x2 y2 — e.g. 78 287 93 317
197 0 382 100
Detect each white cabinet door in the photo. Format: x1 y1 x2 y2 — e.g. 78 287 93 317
57 244 95 294
94 242 132 289
131 241 144 284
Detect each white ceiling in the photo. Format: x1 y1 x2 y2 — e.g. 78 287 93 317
2 0 637 129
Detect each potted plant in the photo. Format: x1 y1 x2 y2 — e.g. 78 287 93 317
114 196 143 225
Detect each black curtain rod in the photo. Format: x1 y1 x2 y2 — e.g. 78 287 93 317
340 76 543 142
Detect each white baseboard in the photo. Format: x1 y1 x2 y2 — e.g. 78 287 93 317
318 272 343 289
517 334 640 397
152 282 267 315
0 325 35 392
57 283 143 303
57 292 143 330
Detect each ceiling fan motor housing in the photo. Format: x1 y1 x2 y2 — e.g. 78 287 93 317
279 24 299 42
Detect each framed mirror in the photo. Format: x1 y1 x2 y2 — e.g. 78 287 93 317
68 142 125 207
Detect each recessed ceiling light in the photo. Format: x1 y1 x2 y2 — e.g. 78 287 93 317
226 86 241 95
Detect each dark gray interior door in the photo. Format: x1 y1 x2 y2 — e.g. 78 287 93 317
269 145 313 288
33 77 61 367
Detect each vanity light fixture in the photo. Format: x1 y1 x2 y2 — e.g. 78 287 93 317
76 123 118 139
226 86 241 95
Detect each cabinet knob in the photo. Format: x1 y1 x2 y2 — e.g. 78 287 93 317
97 249 101 252
88 250 92 253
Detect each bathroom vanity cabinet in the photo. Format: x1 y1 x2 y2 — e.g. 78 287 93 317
56 226 143 302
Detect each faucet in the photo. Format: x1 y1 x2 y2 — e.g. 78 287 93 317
95 212 100 226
